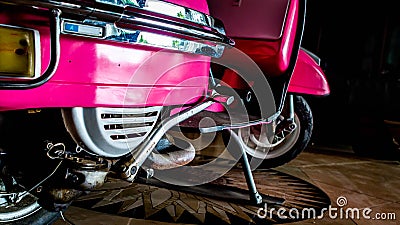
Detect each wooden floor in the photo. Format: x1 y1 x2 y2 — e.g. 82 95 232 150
54 141 400 225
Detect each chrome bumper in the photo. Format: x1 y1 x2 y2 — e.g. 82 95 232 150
0 0 234 89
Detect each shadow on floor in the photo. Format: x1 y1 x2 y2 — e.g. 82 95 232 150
54 145 399 225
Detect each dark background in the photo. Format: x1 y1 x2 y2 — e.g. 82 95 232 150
300 0 400 154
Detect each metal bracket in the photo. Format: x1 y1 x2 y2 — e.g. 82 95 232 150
199 110 281 133
114 91 234 182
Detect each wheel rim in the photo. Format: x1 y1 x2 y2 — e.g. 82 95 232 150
238 114 301 159
0 198 41 222
0 177 42 222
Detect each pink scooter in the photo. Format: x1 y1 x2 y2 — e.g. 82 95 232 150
0 0 329 223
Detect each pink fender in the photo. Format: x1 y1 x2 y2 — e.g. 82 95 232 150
288 49 330 96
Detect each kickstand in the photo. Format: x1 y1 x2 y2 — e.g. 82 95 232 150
238 137 285 206
240 148 263 205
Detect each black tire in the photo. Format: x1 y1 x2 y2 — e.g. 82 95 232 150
225 95 313 168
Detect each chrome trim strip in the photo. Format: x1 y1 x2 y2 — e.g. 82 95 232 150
62 19 225 57
0 0 234 88
98 0 214 28
1 0 234 48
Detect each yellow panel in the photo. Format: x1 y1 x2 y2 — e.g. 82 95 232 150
0 26 35 77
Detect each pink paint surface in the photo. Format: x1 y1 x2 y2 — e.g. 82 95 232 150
168 0 209 14
211 0 299 77
0 1 211 111
288 49 330 96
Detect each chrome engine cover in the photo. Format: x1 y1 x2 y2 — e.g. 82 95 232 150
62 107 162 158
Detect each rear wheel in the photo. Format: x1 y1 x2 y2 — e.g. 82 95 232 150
0 174 60 225
0 203 59 225
231 95 313 168
0 111 67 224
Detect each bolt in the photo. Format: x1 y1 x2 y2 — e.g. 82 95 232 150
226 96 235 105
52 8 62 17
246 91 252 103
66 172 81 185
146 168 154 179
130 166 137 175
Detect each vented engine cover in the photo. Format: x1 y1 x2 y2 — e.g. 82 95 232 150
62 107 162 158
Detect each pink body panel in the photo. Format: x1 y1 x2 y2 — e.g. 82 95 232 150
207 0 289 40
288 50 330 96
209 0 298 77
0 1 210 111
212 0 329 97
170 0 210 14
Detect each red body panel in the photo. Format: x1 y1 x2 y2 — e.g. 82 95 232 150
207 0 290 40
209 0 299 77
220 49 330 96
208 0 329 96
288 50 330 96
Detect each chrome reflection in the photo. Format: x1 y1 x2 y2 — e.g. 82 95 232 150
1 0 233 58
96 0 212 27
61 19 225 57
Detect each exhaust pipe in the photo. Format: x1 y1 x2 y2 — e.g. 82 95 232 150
147 137 195 170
